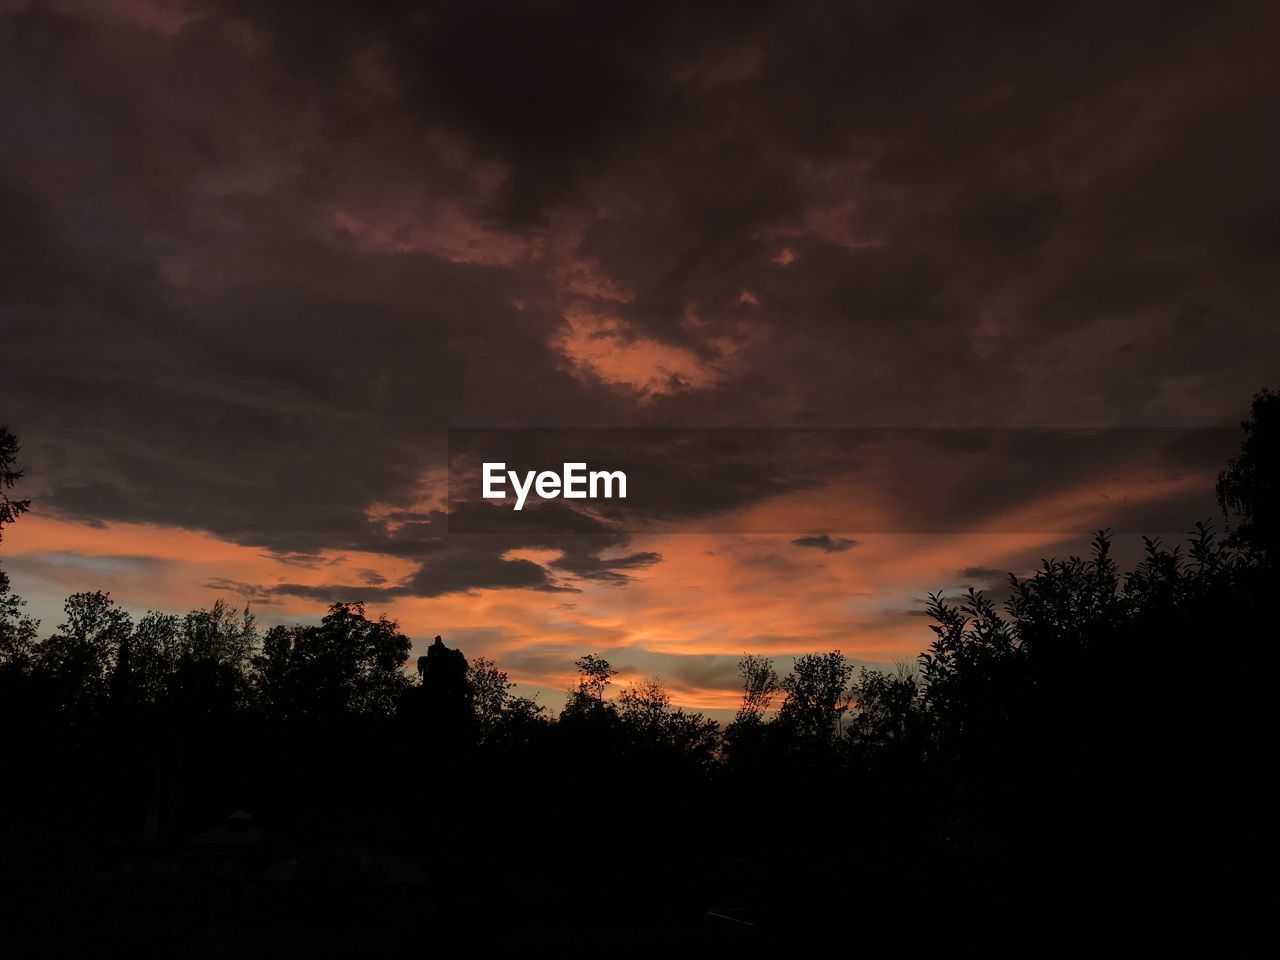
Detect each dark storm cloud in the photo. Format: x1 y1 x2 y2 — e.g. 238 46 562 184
2 0 1279 596
549 547 663 584
792 534 857 553
238 499 665 600
204 577 280 603
268 549 574 603
224 0 769 228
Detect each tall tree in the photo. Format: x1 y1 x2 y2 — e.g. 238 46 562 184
0 426 37 670
253 603 411 719
778 651 854 747
467 656 514 741
559 653 619 727
1217 387 1280 562
848 665 924 753
734 653 780 724
37 591 133 716
115 611 182 707
617 677 671 736
0 425 30 544
0 568 38 672
573 653 615 705
167 600 258 716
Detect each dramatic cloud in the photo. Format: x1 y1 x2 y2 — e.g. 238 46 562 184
3 0 1278 707
792 534 857 553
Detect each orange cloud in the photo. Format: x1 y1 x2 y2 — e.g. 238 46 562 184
552 311 740 398
1 455 1209 713
4 514 416 621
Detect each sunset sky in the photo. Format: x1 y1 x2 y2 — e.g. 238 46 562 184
3 0 1279 718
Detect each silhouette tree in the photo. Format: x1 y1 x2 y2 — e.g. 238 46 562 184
466 655 512 741
252 623 294 716
0 426 37 672
0 425 30 542
167 600 257 716
919 585 1023 745
610 676 719 770
722 654 780 768
778 651 854 748
847 664 924 753
36 591 133 717
617 676 671 731
561 652 617 721
1217 387 1280 562
0 567 38 673
115 610 182 707
252 602 411 719
575 653 615 703
659 707 720 765
482 688 549 748
734 653 780 724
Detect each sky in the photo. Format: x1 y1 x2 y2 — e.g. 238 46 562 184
2 0 1279 717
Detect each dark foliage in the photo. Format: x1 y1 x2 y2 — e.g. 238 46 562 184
0 425 30 542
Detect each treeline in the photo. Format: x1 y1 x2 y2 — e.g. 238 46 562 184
0 392 1276 953
0 582 925 770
